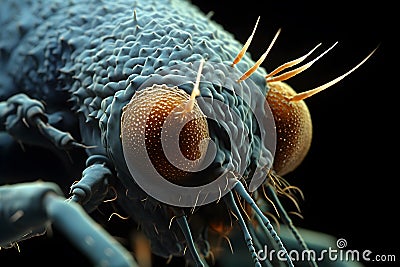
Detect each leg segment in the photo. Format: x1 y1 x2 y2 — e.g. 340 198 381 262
69 155 112 213
0 93 83 150
173 208 207 267
234 182 294 267
224 191 261 267
265 185 317 267
0 181 137 267
0 181 62 245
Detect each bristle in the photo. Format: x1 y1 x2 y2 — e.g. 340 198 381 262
266 43 321 78
266 42 338 83
231 16 260 67
237 28 281 82
288 45 379 101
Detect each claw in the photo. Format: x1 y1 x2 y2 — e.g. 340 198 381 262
34 118 84 150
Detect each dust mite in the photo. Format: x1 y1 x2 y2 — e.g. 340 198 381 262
0 0 377 267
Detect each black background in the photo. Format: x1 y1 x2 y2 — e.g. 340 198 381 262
1 0 395 266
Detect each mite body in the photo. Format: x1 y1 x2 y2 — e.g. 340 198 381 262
0 0 374 266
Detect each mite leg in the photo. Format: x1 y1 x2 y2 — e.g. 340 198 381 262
174 211 206 267
0 181 62 245
247 223 276 267
69 154 113 213
0 93 84 150
224 191 261 267
0 93 84 187
265 185 317 267
234 182 294 267
0 181 137 267
0 129 82 186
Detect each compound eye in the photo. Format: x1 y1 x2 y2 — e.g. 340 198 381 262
121 84 210 186
263 45 377 176
266 81 312 176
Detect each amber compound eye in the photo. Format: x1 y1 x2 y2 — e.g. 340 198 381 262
266 81 312 176
121 84 209 186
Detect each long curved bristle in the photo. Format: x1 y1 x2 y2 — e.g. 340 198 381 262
231 16 260 67
238 28 281 83
265 43 322 78
289 45 379 101
266 42 338 83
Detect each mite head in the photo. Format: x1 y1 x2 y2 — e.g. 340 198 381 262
118 56 277 207
118 16 376 206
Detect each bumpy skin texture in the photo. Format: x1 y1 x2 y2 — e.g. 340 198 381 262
0 0 274 261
